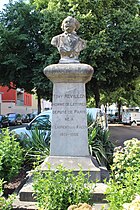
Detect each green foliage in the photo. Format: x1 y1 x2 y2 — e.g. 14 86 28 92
0 179 15 210
36 0 140 105
0 128 24 181
19 127 50 164
87 97 96 108
0 1 52 100
105 138 140 210
1 0 140 106
111 138 140 182
88 118 114 168
33 164 93 210
100 77 140 114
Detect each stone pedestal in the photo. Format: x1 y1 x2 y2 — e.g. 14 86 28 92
50 82 89 156
43 63 100 181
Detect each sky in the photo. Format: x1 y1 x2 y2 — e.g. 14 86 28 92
0 0 29 10
0 0 10 10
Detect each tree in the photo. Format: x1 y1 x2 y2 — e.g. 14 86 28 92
0 0 52 113
99 77 140 119
79 0 140 107
0 0 140 111
32 0 140 107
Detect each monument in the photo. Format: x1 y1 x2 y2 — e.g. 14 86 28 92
12 17 109 209
43 16 100 181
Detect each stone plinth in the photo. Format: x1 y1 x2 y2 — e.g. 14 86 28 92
41 156 100 181
43 63 100 180
44 63 93 83
44 64 93 156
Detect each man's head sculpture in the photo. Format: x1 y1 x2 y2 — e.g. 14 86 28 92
51 16 86 63
61 16 80 32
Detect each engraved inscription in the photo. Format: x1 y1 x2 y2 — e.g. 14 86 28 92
53 102 86 106
52 91 87 138
64 94 85 98
54 94 85 99
52 110 85 114
65 117 74 121
60 133 79 136
52 125 87 129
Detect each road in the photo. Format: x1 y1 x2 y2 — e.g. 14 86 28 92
109 124 140 147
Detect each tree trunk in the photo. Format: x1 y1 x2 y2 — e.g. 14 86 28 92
93 78 100 108
117 101 121 121
37 94 41 114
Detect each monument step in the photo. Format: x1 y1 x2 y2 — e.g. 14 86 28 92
12 197 37 210
93 203 109 210
12 197 109 210
90 183 108 204
18 176 108 204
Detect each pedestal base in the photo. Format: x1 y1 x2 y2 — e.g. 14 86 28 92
41 156 101 181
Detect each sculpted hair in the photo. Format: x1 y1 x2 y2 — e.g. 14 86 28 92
61 16 80 31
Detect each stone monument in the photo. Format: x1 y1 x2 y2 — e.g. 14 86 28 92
43 16 100 181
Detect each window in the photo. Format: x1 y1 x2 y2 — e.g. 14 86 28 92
30 115 51 130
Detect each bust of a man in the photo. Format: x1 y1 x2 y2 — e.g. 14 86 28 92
51 16 86 63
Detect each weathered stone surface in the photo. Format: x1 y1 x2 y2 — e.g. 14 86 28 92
12 197 109 210
19 176 34 202
44 63 93 83
12 196 37 210
17 180 107 204
44 64 94 157
51 83 88 156
51 16 86 63
90 183 108 204
41 156 100 181
43 61 100 179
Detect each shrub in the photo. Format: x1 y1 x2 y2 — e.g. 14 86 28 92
88 122 114 169
33 164 94 210
0 128 24 181
19 127 50 164
105 138 140 210
0 179 15 210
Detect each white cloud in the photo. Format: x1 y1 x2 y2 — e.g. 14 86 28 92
0 0 10 10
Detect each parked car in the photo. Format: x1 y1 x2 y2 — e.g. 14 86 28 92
7 113 22 125
12 110 52 139
27 113 37 122
21 114 30 123
107 114 119 123
0 115 9 128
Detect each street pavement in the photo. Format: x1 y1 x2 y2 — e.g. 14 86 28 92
109 124 140 146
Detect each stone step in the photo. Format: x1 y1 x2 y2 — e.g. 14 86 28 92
12 196 109 210
18 176 107 204
90 183 108 203
12 197 37 210
93 203 109 210
12 175 108 210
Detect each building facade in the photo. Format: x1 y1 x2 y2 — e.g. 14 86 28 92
0 86 37 115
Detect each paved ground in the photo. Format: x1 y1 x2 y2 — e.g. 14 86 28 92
109 124 140 146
